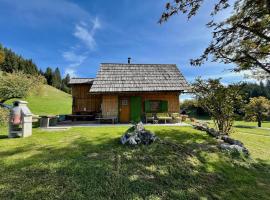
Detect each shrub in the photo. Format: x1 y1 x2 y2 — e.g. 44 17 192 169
192 78 243 134
0 107 9 127
0 71 45 103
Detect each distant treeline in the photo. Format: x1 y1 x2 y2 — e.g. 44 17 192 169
40 67 70 93
181 81 270 118
242 81 270 101
0 44 71 93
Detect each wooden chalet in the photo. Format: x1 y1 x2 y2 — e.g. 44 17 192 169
69 63 189 123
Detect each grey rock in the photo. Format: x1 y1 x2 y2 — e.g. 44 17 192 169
120 122 158 146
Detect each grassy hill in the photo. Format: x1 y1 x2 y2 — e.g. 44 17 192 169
7 85 72 115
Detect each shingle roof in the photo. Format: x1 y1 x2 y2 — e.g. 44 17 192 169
69 78 94 85
90 63 189 93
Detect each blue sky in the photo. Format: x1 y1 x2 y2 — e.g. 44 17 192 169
0 0 252 92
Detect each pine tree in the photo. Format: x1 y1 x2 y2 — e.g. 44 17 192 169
0 44 39 74
52 67 62 89
61 74 71 93
44 67 53 85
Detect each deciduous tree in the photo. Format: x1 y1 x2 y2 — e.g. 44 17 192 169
192 78 243 134
0 72 45 103
160 0 270 74
245 96 270 127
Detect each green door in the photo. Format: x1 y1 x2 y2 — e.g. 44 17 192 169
130 96 142 122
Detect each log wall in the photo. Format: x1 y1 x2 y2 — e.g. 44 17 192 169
101 94 118 117
71 84 102 114
139 92 180 113
117 92 180 113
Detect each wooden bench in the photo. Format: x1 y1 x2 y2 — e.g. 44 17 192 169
156 113 172 124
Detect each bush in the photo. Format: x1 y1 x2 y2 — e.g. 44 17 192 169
180 99 209 117
0 107 9 127
0 71 45 103
192 78 243 134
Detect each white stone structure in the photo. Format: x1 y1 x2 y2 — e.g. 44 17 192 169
9 100 33 138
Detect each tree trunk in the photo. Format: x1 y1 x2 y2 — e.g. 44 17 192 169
258 113 262 127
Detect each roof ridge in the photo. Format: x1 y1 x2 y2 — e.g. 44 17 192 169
101 63 177 65
71 77 95 79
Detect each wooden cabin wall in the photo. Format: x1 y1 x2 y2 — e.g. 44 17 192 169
118 92 180 113
71 84 102 114
141 92 180 113
101 94 118 117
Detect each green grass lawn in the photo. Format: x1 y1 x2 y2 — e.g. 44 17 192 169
0 126 269 199
234 121 270 128
187 119 270 160
6 85 72 115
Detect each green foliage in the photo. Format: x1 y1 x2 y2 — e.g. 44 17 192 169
192 78 243 134
245 96 270 127
44 67 53 85
180 99 208 116
242 81 270 100
0 71 45 103
52 67 62 89
43 67 71 94
160 0 270 74
0 44 70 94
0 107 8 126
61 74 71 93
0 44 39 74
0 50 4 64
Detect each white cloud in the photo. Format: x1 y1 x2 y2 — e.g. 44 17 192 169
64 68 77 78
73 17 101 50
62 50 88 77
62 51 87 67
92 17 101 30
63 17 101 76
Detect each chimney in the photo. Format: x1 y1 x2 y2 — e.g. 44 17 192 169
128 57 131 64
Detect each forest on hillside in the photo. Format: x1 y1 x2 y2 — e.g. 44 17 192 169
0 44 71 93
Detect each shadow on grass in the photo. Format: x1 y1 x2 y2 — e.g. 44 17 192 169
0 135 8 139
234 125 259 129
0 128 269 199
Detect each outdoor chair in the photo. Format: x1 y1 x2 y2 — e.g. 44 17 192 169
156 113 172 124
145 113 154 123
171 113 182 123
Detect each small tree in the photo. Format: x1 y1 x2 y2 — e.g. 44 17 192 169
0 71 45 103
192 78 243 134
245 96 270 127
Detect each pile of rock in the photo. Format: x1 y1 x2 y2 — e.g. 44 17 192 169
120 122 158 145
193 122 249 156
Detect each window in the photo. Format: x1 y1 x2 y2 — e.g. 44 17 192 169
145 100 168 113
121 99 128 106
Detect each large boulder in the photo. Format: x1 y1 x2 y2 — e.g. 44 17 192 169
220 143 249 156
120 122 158 145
